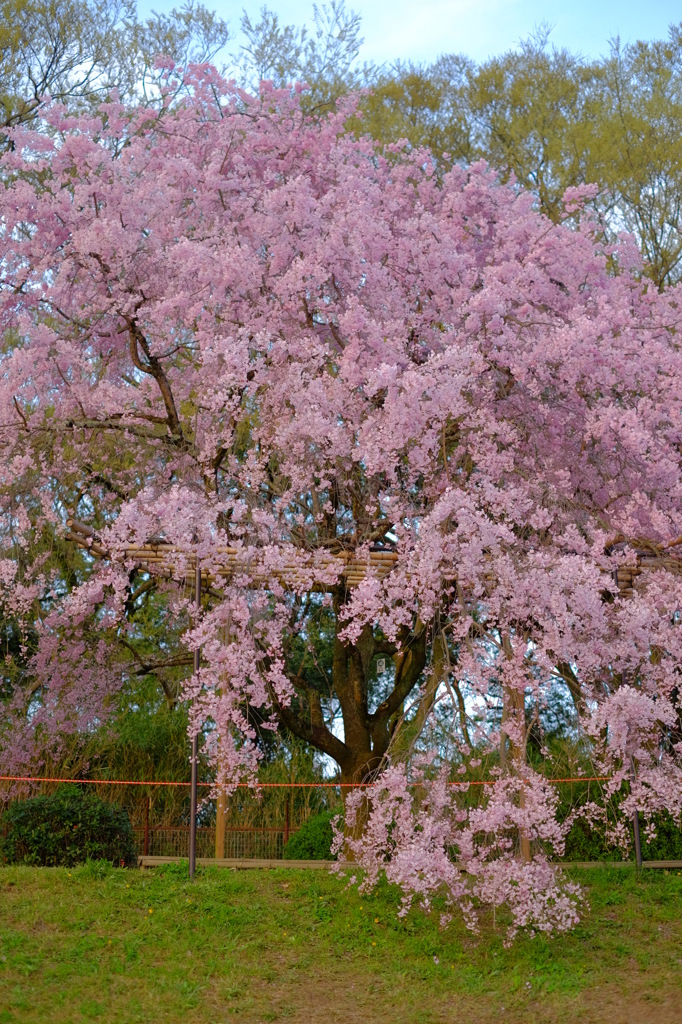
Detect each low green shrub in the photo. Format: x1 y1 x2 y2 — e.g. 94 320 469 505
283 809 340 860
563 818 626 862
563 811 682 862
0 785 137 867
638 812 682 860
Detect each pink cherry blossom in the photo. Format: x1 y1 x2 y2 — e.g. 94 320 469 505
1 69 681 935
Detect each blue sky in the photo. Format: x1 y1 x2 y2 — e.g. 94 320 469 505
138 0 682 66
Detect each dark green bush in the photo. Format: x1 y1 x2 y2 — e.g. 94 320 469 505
283 809 340 860
563 811 682 862
0 785 137 867
563 818 625 861
639 813 682 860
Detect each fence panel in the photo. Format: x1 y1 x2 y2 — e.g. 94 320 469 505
132 826 296 859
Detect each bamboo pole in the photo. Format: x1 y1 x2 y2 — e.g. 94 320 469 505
65 519 399 589
67 518 682 597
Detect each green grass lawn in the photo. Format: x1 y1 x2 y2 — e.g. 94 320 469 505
0 863 680 1024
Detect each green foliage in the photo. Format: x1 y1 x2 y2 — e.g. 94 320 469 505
41 675 194 829
562 817 623 862
0 785 137 866
527 738 682 861
464 30 597 223
587 30 682 288
283 809 339 860
639 813 682 859
360 55 474 163
105 676 191 780
564 812 682 862
359 25 682 290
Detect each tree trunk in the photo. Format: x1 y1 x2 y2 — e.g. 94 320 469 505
273 605 428 859
340 756 378 861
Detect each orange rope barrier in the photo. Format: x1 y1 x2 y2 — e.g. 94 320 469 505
0 775 205 788
0 774 611 788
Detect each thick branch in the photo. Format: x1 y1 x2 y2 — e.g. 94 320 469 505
369 625 427 728
390 629 447 759
127 318 185 442
554 660 587 718
62 417 163 441
119 637 194 677
268 680 350 766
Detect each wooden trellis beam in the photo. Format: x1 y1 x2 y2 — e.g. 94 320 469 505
66 519 682 597
607 538 682 597
65 518 398 590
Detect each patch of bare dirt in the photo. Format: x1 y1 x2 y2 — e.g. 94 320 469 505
205 969 682 1024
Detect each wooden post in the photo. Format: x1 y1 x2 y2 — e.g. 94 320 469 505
215 789 226 860
284 791 290 847
214 675 227 861
511 682 531 865
518 776 532 865
630 756 643 870
144 795 150 857
500 634 531 864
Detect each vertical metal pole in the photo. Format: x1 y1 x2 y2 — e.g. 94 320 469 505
630 756 643 870
189 561 201 879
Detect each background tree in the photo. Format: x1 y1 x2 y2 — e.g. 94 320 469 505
361 22 682 288
0 0 230 139
464 28 597 223
360 54 473 163
234 1 367 109
588 29 682 289
464 26 682 288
